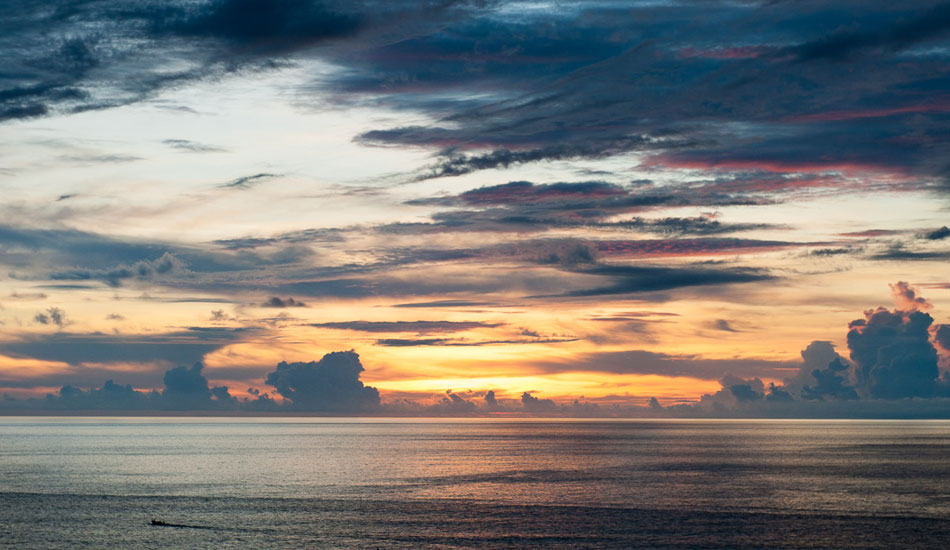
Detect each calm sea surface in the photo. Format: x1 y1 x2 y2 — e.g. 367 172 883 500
2 418 950 548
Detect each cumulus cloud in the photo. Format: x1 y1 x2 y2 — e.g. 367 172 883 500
847 307 941 399
162 363 212 407
521 391 556 413
428 391 477 415
890 281 932 311
484 390 499 411
264 350 380 412
50 252 184 288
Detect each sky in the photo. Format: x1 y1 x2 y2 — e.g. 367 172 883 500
1 0 950 416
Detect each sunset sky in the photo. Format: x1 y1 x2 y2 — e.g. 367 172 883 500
2 0 950 414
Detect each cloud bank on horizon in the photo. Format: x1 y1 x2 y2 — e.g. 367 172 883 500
2 1 950 414
5 283 950 418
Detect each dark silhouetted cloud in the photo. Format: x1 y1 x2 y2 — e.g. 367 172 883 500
923 226 950 240
521 391 556 413
261 296 307 308
847 307 941 399
264 350 380 411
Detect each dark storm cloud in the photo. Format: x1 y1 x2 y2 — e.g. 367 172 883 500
264 350 380 412
310 320 502 333
786 2 950 62
0 0 488 122
847 307 941 398
339 3 950 187
156 0 362 52
5 1 950 190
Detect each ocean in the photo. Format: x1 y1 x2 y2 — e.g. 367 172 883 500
2 418 950 548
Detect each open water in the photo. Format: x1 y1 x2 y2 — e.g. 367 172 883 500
2 418 950 548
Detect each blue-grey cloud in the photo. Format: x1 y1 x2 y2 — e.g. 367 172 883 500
0 327 249 368
261 296 307 308
264 350 380 412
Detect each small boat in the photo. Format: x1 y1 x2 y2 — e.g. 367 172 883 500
150 520 171 526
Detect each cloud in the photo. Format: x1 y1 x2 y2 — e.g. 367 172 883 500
531 349 796 381
50 252 183 288
923 226 950 241
0 327 248 368
220 173 281 190
667 284 950 416
484 390 499 410
38 361 242 411
398 180 767 236
847 307 941 399
53 380 155 411
544 263 773 298
310 320 502 333
801 355 859 401
714 320 740 333
406 137 660 181
890 281 932 311
261 296 307 308
163 139 227 153
428 391 477 415
33 307 67 327
521 392 556 413
157 0 363 53
392 299 501 308
374 337 577 347
786 3 950 62
162 363 212 408
0 0 482 122
264 350 380 412
935 324 950 352
6 0 950 196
